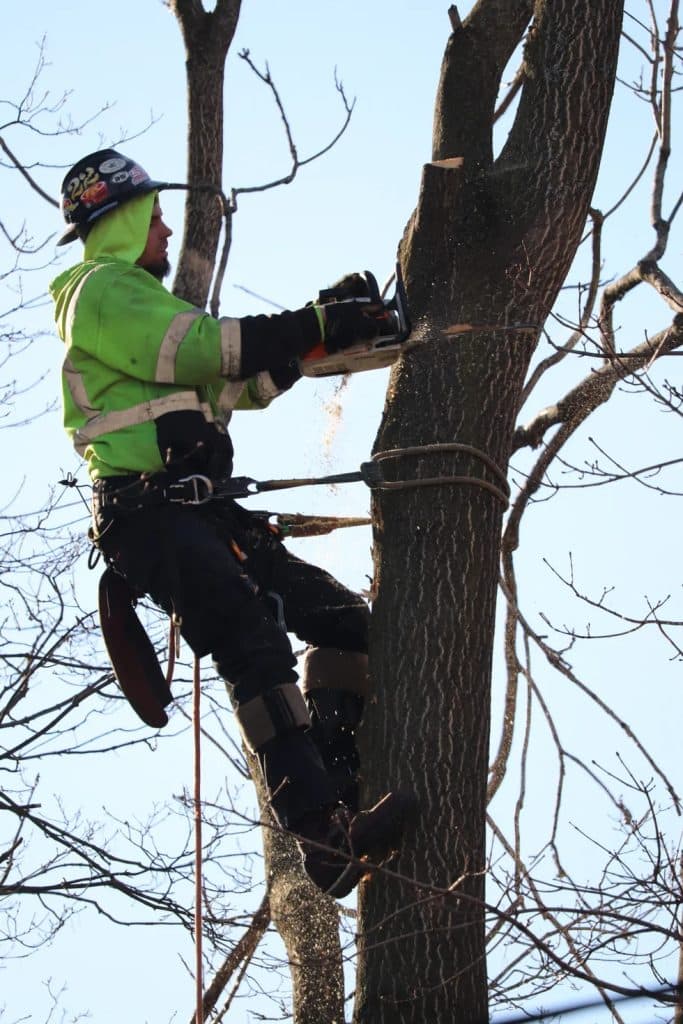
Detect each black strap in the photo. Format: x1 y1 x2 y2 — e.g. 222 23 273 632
92 442 509 509
214 463 382 499
93 473 215 509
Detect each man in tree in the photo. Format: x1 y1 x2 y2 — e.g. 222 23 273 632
50 148 412 897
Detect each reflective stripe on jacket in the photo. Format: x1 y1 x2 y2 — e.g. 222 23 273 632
49 193 314 479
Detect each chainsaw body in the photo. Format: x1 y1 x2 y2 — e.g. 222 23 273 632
301 264 411 378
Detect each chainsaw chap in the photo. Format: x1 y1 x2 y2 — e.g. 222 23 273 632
50 149 414 897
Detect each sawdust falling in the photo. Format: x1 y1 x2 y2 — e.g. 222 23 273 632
321 375 351 459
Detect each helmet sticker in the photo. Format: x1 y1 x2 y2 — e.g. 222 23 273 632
129 164 150 186
66 166 99 204
99 156 127 174
81 181 110 207
111 170 131 184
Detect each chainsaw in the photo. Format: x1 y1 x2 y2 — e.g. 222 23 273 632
301 263 412 377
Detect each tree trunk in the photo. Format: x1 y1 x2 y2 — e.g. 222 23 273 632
249 751 346 1024
170 0 241 307
354 2 623 1021
170 5 347 1019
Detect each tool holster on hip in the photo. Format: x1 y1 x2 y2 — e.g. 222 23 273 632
98 566 173 728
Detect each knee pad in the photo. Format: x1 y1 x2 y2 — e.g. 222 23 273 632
301 648 370 812
301 647 370 720
302 647 370 742
234 682 310 753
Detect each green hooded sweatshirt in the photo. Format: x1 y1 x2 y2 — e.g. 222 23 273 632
50 193 321 480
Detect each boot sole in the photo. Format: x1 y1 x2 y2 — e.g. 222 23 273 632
325 790 418 898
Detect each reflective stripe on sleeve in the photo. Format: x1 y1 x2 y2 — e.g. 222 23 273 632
250 372 281 404
215 380 244 414
155 310 204 383
72 391 213 455
63 355 99 418
218 317 242 378
214 375 279 414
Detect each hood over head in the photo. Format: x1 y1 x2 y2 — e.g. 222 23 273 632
83 191 157 265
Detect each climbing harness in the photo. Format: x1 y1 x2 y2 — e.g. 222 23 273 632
86 433 511 739
89 440 510 515
207 440 510 509
90 439 508 729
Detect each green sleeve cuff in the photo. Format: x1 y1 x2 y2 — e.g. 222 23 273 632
312 304 326 342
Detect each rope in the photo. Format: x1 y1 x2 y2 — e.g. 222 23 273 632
193 654 204 1024
81 442 510 529
372 442 510 508
276 513 371 537
165 614 181 686
224 441 510 509
241 469 370 493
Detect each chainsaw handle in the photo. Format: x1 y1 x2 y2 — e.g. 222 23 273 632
317 270 381 307
301 263 411 377
363 270 382 305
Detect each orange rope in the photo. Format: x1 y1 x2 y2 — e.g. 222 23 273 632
193 654 204 1024
165 613 181 685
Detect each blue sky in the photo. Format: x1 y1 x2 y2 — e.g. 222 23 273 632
2 3 682 1023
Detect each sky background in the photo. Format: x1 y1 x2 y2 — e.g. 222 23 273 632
2 2 682 1022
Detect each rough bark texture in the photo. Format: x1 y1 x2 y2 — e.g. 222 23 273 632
169 5 345 1019
170 0 240 306
354 2 624 1022
248 751 346 1024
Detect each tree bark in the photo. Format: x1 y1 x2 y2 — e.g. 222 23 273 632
250 750 346 1024
170 0 241 306
169 5 346 1019
354 2 624 1021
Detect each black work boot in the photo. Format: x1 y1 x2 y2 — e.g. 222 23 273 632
294 790 418 898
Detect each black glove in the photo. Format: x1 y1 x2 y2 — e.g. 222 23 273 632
319 272 373 302
320 300 381 354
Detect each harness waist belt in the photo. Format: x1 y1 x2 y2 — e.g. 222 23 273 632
93 472 216 510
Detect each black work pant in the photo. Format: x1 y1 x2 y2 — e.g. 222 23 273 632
93 498 369 705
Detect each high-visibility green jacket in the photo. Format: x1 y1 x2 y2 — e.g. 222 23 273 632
50 192 322 480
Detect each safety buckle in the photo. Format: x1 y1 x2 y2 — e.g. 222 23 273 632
171 474 214 505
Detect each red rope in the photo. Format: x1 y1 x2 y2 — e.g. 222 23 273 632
193 655 204 1024
165 614 180 685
